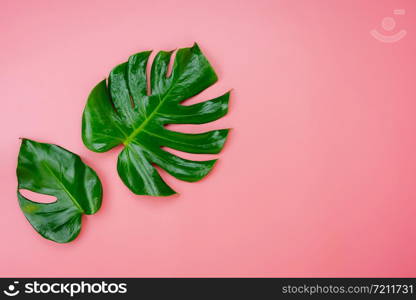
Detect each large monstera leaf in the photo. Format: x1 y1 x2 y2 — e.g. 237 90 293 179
17 139 102 243
82 43 230 196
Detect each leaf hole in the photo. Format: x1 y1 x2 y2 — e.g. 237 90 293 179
19 189 57 204
129 94 135 109
166 49 177 78
146 51 156 96
161 146 218 162
164 123 221 133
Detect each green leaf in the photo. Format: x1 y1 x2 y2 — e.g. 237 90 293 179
16 139 102 243
82 43 230 196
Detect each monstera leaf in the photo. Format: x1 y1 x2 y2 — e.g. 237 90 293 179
82 43 230 196
16 139 102 243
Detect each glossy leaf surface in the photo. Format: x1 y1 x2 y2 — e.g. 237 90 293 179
82 43 230 196
17 139 102 243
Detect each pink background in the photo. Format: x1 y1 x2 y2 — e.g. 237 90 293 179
1 0 416 277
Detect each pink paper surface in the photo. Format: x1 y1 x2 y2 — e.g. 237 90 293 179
1 0 416 277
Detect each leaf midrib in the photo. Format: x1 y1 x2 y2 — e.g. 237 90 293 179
123 95 165 146
123 78 177 146
42 162 84 213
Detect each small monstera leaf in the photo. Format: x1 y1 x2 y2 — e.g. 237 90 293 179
82 43 230 196
17 139 102 243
